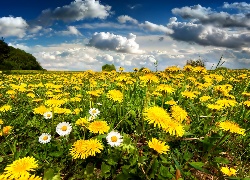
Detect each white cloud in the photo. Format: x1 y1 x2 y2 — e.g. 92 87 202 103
139 21 173 34
223 2 250 11
172 4 250 28
37 0 112 25
29 26 42 33
8 43 30 51
0 16 28 38
167 20 250 49
88 32 145 54
117 15 138 24
60 26 82 36
78 22 136 30
96 54 114 64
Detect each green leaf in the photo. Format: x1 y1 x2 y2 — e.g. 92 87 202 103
159 165 172 178
188 162 209 173
51 174 61 180
214 157 230 164
0 156 3 162
149 159 159 179
115 173 132 180
101 162 111 174
49 151 63 157
43 168 55 180
183 152 193 162
107 157 118 166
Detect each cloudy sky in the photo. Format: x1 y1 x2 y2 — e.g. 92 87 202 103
1 0 250 71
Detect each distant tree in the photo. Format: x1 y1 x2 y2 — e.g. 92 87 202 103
0 38 44 70
0 38 10 63
102 64 116 71
186 58 206 68
139 67 146 72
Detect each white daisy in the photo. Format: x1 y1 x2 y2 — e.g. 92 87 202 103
39 133 51 144
43 111 53 119
56 122 72 136
89 108 100 117
88 115 96 121
106 131 123 147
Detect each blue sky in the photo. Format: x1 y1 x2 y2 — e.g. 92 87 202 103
1 0 250 71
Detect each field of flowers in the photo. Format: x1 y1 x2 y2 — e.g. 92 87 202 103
0 66 250 180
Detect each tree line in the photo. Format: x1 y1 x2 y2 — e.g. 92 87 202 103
0 38 44 70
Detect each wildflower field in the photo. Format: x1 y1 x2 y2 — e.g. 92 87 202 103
0 66 250 180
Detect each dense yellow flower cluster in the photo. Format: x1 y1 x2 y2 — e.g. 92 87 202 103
218 120 245 136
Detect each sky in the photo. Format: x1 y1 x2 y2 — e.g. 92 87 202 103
1 0 250 71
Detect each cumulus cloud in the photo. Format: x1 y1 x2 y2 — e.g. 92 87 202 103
60 26 82 36
172 4 250 28
96 54 114 63
88 32 145 54
36 0 112 26
79 22 135 30
29 26 42 33
0 16 28 38
8 43 30 51
168 21 250 49
117 15 138 24
139 21 173 34
223 2 250 11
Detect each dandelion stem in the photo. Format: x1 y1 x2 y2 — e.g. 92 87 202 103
202 131 230 162
146 154 157 174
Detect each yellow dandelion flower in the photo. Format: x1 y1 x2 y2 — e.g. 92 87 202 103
88 121 110 134
33 105 48 115
72 108 82 115
207 104 224 111
0 119 3 125
45 99 66 107
181 91 196 99
107 90 123 103
165 100 177 106
70 139 104 159
18 174 42 180
151 91 162 97
165 66 180 72
0 105 12 112
171 105 188 123
155 84 175 94
3 156 38 179
143 106 172 129
87 89 103 97
215 99 237 108
148 138 170 154
243 101 250 107
75 118 89 127
27 93 36 98
221 167 236 176
1 126 12 135
218 120 245 136
199 96 211 102
163 121 185 137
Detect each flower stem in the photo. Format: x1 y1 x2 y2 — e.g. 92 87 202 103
202 131 230 162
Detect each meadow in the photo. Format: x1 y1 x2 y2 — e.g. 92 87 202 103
0 66 250 180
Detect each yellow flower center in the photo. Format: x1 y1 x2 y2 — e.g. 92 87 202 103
61 126 68 131
111 136 118 142
47 114 51 117
92 110 96 114
43 136 48 140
